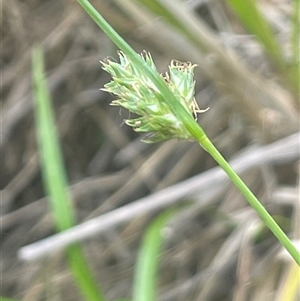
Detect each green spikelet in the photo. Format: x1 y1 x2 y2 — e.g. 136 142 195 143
101 51 207 143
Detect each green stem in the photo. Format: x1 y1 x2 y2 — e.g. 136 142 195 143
77 0 300 266
291 0 300 97
199 135 300 265
292 0 300 67
76 0 206 140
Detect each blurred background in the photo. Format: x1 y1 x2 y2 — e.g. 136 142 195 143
1 0 299 300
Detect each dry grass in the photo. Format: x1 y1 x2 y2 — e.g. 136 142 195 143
1 0 299 300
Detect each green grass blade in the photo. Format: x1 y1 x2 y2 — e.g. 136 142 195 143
226 0 284 68
290 0 300 96
292 0 300 65
67 244 106 301
135 0 187 32
0 297 22 301
133 209 180 301
32 47 75 232
130 0 299 95
32 45 106 301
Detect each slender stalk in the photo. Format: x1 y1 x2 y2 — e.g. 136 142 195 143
76 0 206 141
198 136 300 265
292 0 300 67
77 0 300 266
291 0 300 97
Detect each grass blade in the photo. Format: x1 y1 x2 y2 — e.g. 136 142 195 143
278 262 300 301
133 209 181 301
226 0 299 95
226 0 284 68
32 46 75 232
32 45 106 301
292 0 300 66
291 0 300 96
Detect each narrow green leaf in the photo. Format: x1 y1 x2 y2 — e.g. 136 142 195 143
226 0 284 68
133 209 181 301
32 45 106 301
67 244 106 301
290 0 300 96
292 0 300 65
134 0 299 95
0 297 22 301
32 46 75 232
136 0 186 31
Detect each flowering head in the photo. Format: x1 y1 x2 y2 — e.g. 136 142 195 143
101 51 207 143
